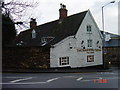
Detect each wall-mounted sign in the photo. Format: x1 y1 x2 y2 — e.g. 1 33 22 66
77 49 101 52
87 52 94 54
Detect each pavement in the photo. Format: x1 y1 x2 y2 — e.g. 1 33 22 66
2 65 117 73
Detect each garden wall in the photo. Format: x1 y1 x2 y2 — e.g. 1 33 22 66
2 47 50 69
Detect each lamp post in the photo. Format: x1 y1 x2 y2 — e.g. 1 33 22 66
102 1 115 68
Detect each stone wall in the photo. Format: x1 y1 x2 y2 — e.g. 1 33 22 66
2 47 50 69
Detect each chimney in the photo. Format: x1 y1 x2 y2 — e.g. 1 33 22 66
30 18 37 29
59 3 68 20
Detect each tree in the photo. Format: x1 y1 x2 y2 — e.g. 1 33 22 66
2 14 16 47
1 0 39 47
1 0 39 33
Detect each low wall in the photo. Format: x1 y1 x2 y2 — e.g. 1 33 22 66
2 47 50 69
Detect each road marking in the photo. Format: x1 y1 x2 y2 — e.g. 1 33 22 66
0 82 46 85
46 77 60 83
78 77 102 82
76 77 83 81
10 77 33 83
1 77 60 85
3 77 32 79
63 76 77 78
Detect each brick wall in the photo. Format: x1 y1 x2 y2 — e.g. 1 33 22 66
2 47 50 69
104 47 120 65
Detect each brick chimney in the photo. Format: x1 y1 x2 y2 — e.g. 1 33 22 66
30 18 37 29
59 3 68 20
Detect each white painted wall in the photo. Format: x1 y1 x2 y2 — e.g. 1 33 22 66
75 10 103 67
50 10 103 68
50 36 76 67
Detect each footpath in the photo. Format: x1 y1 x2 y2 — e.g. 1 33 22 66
2 66 117 73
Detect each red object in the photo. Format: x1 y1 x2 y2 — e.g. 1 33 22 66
103 79 107 83
98 79 103 83
94 80 97 83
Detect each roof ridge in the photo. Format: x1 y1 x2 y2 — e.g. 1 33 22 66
67 10 88 17
36 10 88 27
20 10 88 34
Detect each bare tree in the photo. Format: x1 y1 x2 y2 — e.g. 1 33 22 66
1 0 39 33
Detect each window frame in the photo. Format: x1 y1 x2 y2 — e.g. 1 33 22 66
41 37 47 43
87 55 94 62
41 36 55 46
59 57 69 66
31 29 36 39
87 25 92 32
87 39 93 47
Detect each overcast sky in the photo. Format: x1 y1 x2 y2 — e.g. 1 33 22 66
5 0 119 35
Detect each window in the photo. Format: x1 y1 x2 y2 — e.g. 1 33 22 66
87 39 92 47
59 57 69 65
87 25 92 32
32 29 36 39
41 36 54 46
41 37 47 43
87 55 94 62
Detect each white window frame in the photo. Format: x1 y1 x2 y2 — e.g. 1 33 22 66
87 39 92 47
32 29 36 39
59 57 69 66
41 36 55 46
41 37 47 43
87 25 92 32
87 55 94 62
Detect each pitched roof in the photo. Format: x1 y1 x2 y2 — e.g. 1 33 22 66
13 10 88 47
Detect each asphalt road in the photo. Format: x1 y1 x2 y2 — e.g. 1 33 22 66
1 67 119 88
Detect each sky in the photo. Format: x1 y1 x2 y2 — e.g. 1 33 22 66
5 0 119 35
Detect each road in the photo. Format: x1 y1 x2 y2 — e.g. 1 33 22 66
1 67 119 88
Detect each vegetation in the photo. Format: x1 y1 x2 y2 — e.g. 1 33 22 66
2 0 38 46
2 14 16 47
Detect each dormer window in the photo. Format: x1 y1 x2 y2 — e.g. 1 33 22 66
32 29 36 39
87 25 92 32
41 36 55 46
41 37 47 44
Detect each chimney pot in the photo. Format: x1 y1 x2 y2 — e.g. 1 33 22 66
30 18 37 29
59 3 68 20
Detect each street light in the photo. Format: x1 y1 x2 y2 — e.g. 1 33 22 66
102 1 115 36
102 1 115 68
